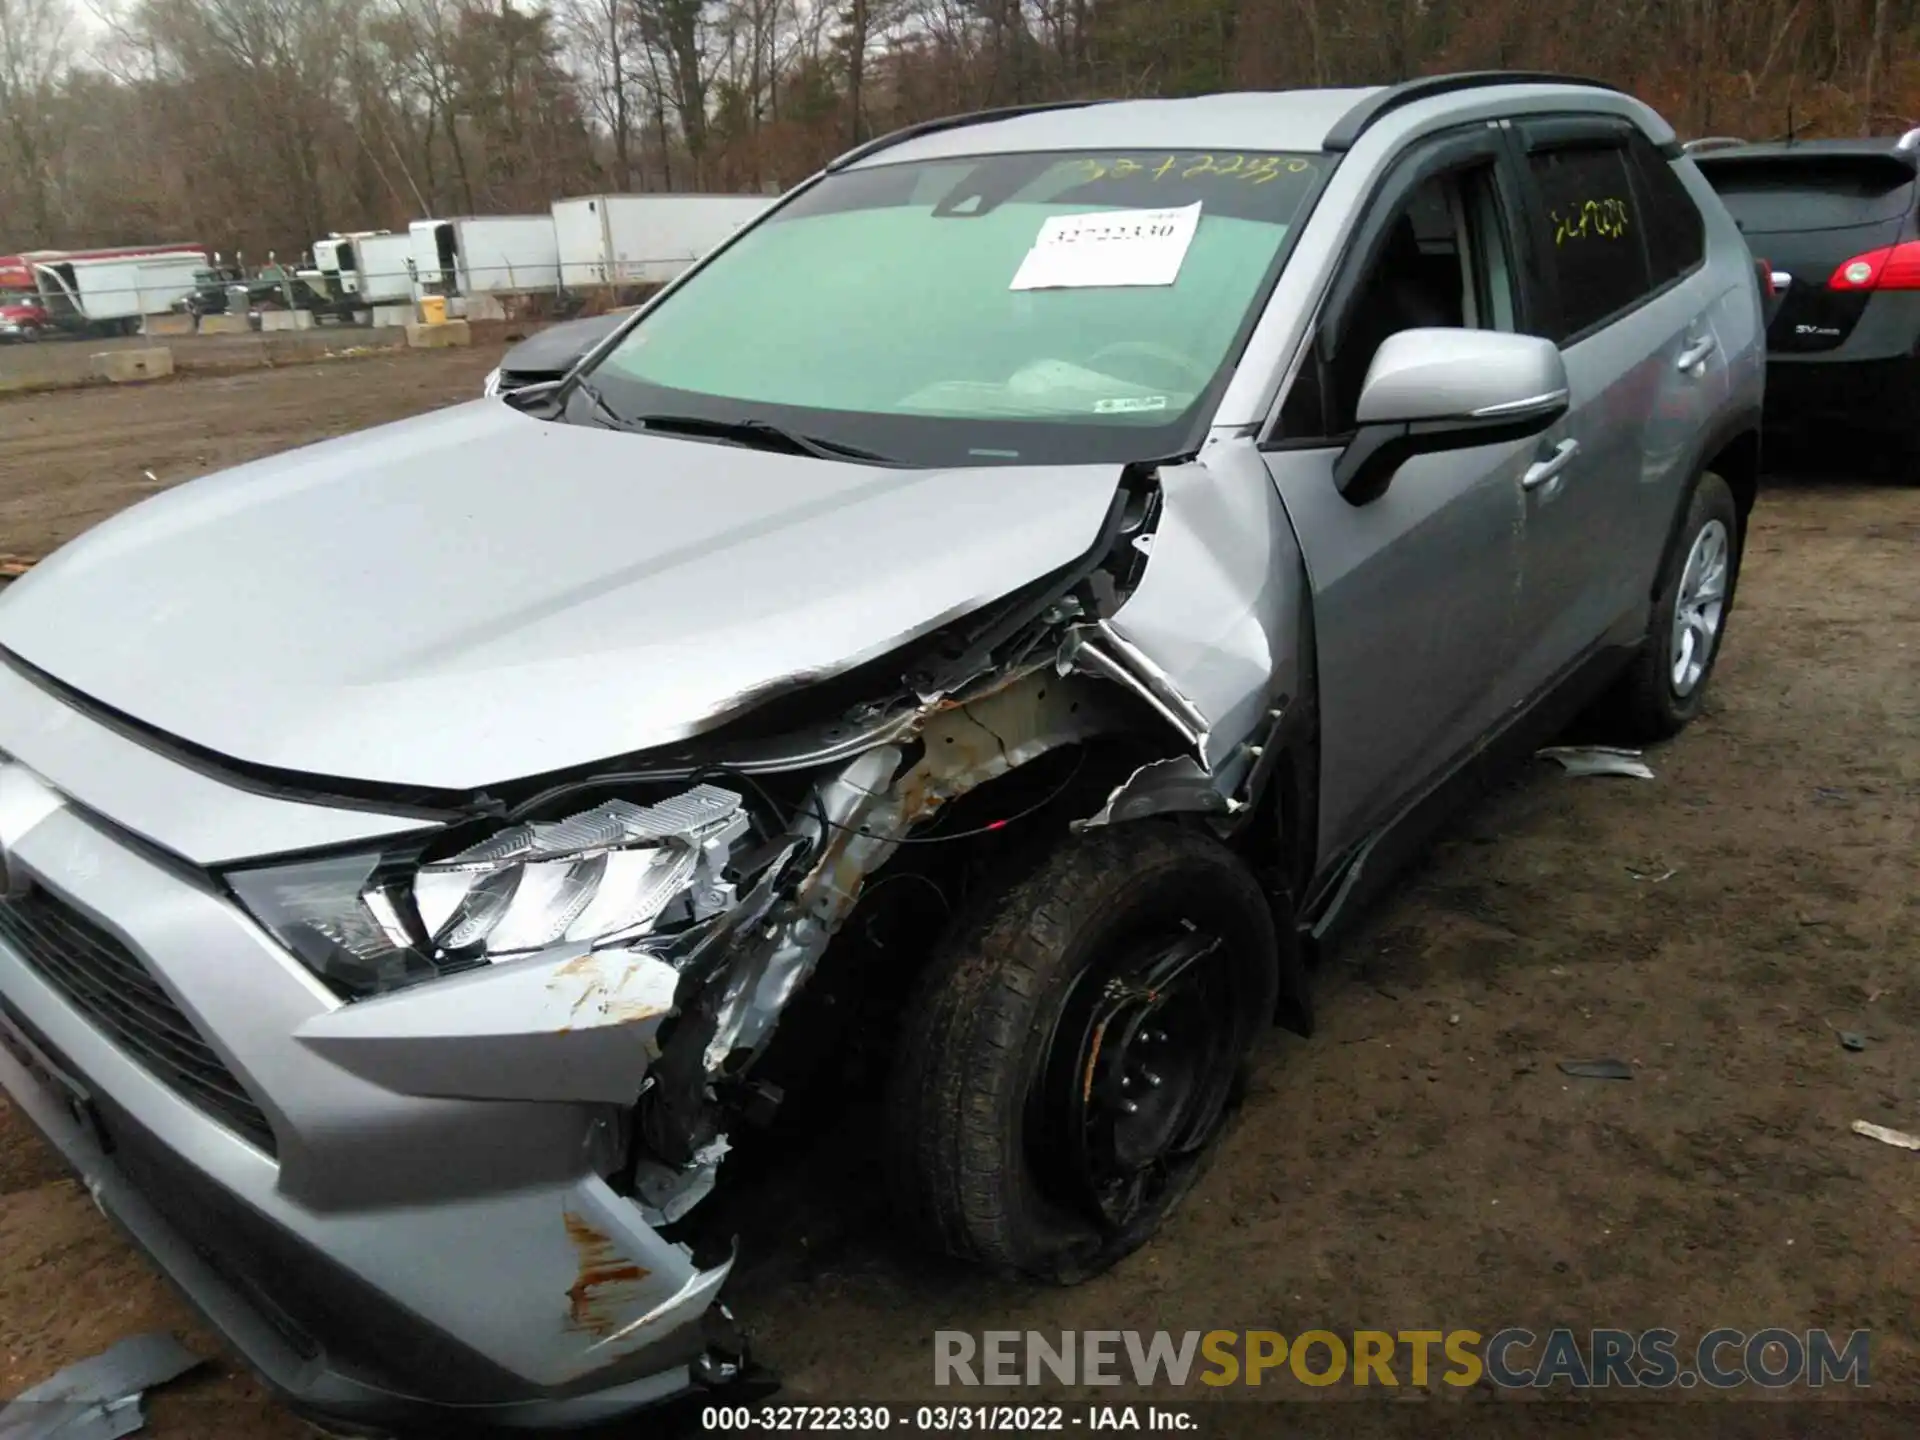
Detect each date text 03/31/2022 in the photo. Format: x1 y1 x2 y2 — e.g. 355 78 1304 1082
701 1405 1196 1431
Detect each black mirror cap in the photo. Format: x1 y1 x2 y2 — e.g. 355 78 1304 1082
1333 398 1569 507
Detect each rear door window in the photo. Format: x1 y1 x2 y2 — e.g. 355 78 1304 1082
1526 144 1653 341
1627 135 1706 286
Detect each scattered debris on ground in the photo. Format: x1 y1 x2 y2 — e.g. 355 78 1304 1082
1537 745 1656 779
0 1333 203 1440
1852 1120 1920 1152
1558 1058 1635 1081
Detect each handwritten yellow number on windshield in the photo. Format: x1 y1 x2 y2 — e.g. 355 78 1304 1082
1071 154 1317 186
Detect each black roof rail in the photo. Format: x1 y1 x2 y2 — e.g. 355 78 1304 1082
825 99 1110 172
1324 71 1623 152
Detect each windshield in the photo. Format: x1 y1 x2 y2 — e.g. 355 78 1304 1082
580 148 1324 466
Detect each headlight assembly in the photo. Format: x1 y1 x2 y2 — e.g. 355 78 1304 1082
228 785 750 1000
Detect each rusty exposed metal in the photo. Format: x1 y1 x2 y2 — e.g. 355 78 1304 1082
562 1211 653 1338
547 949 679 1033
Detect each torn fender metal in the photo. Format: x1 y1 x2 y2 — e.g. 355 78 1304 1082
1096 446 1307 776
1073 698 1291 834
1061 626 1211 759
1070 754 1227 832
705 669 1122 1068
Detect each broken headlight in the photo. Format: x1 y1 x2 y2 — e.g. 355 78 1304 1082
228 785 750 1000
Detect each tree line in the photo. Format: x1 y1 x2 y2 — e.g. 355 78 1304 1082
0 0 1912 264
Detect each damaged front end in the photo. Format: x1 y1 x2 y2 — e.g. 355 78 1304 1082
252 448 1307 1402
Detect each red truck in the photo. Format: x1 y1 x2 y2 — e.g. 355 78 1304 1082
0 253 55 341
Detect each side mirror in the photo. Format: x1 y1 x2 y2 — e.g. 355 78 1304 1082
1333 329 1569 505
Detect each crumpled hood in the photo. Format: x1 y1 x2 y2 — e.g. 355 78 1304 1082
0 401 1123 790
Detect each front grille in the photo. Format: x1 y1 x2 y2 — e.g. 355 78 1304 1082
0 890 277 1154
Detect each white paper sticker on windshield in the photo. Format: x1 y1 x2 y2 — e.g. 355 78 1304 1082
1009 202 1202 291
1093 395 1169 414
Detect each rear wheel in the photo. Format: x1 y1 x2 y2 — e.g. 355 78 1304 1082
1604 471 1741 741
884 822 1278 1284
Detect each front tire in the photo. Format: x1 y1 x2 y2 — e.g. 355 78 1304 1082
1604 471 1741 742
884 822 1279 1284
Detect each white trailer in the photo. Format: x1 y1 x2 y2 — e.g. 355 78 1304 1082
409 216 559 297
353 232 416 305
312 231 383 296
32 247 208 335
311 231 414 305
552 194 774 289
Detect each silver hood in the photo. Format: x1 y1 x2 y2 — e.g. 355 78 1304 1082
0 401 1126 791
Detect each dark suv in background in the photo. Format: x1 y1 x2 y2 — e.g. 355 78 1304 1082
1692 131 1920 472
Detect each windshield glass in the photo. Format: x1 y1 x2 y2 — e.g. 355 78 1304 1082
581 148 1324 466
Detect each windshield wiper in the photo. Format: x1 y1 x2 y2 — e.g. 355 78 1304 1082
625 412 902 466
570 376 630 429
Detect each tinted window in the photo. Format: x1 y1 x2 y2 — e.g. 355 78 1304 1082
1629 136 1705 285
1528 144 1651 341
1696 154 1917 234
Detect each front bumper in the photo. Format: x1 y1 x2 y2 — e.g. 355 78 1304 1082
0 738 740 1430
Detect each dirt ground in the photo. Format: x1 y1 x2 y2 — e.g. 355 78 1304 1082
0 346 504 559
0 356 1916 1436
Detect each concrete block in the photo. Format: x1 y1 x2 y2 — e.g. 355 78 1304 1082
406 319 472 349
371 304 414 329
197 313 252 336
260 308 315 332
143 312 196 337
90 347 174 383
457 293 506 322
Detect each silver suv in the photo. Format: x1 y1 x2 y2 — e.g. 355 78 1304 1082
0 73 1761 1430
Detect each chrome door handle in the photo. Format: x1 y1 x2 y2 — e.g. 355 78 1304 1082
1522 438 1581 490
1676 335 1717 372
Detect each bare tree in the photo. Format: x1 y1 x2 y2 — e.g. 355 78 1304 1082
0 0 71 243
560 0 634 186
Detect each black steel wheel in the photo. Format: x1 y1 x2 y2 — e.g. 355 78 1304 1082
885 821 1280 1283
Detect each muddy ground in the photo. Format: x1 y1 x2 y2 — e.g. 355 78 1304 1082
0 356 1915 1436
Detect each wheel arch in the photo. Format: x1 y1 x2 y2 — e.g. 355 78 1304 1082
1652 405 1761 603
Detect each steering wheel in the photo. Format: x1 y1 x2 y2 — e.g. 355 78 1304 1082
1087 340 1213 391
